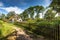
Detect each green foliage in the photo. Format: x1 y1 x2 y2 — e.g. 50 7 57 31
7 11 15 19
0 1 60 39
44 9 56 20
14 19 60 39
56 16 60 20
27 18 36 23
50 0 60 12
27 6 34 19
20 10 29 21
0 14 5 20
20 6 44 20
0 21 14 39
34 6 44 18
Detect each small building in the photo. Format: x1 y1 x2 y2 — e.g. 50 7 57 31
9 14 22 23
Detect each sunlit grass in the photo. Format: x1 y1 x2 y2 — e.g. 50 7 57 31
0 20 14 38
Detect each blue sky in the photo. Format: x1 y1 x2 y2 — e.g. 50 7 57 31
0 0 52 14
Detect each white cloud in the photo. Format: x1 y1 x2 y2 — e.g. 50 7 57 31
0 6 24 14
0 2 4 7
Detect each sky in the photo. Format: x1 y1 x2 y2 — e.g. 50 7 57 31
0 0 52 14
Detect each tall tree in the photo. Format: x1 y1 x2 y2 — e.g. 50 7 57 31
34 6 44 18
27 6 34 19
20 10 28 20
20 6 44 20
25 6 44 19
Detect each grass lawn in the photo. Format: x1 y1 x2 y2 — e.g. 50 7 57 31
0 20 15 38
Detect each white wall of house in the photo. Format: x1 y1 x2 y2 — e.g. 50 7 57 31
55 12 60 17
17 18 22 22
58 13 60 16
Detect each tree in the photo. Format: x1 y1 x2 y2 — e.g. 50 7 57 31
21 10 28 20
22 6 44 19
27 6 34 19
7 11 15 19
34 6 44 18
50 0 60 15
0 14 5 20
44 9 56 20
19 10 29 21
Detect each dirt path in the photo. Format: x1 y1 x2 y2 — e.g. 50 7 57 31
7 26 32 40
13 27 26 35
